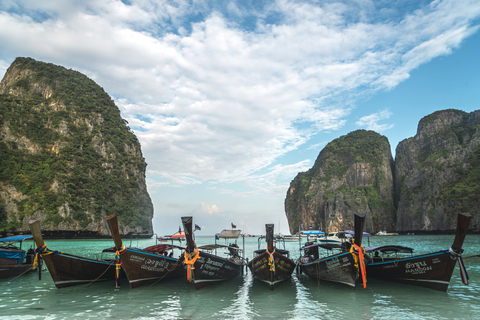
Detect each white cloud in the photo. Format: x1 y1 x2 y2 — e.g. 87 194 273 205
195 203 223 215
1 0 479 195
356 110 394 132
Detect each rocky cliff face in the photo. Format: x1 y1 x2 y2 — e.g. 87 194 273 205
395 109 480 232
285 109 480 234
285 130 395 234
0 57 153 237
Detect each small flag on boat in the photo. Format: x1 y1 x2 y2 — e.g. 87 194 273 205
231 223 237 229
195 224 201 231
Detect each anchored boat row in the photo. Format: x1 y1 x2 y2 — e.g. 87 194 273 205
0 212 472 293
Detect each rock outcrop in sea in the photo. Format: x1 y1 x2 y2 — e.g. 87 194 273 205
395 109 480 232
285 109 480 234
285 130 395 234
0 57 153 238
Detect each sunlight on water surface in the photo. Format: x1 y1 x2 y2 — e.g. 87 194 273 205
1 235 480 319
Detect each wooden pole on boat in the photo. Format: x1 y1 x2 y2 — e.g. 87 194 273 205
106 215 123 250
28 220 45 251
38 255 42 280
354 214 366 247
266 224 274 251
181 217 195 253
451 212 472 251
106 215 127 289
28 220 55 282
451 212 472 286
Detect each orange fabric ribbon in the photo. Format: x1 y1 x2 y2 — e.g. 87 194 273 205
350 243 367 289
266 247 275 273
184 248 200 282
115 244 127 288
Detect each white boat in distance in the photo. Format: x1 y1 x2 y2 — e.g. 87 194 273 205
317 230 372 246
317 231 352 244
283 230 325 242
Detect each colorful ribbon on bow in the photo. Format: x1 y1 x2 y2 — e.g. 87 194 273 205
449 247 469 285
266 247 275 273
183 246 200 282
350 241 367 288
33 243 63 270
33 244 47 270
115 244 127 288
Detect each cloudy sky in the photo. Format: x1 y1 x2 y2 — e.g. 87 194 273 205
1 0 480 235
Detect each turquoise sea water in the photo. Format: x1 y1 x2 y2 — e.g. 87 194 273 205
1 234 480 319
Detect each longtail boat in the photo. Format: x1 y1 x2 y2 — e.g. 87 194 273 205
106 214 184 288
247 223 296 290
365 212 471 291
297 213 367 289
0 235 36 279
28 220 122 288
180 216 245 290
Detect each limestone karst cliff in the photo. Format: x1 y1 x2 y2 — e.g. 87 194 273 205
285 130 395 235
285 109 480 234
0 57 153 237
395 109 480 232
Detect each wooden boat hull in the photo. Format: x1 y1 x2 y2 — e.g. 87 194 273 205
41 252 123 288
107 215 184 288
300 251 358 289
0 264 35 279
118 248 184 288
28 220 125 289
366 212 472 292
181 250 243 290
248 250 295 290
367 251 458 291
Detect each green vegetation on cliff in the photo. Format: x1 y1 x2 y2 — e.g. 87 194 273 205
0 57 152 233
285 130 395 233
442 146 480 212
315 130 391 180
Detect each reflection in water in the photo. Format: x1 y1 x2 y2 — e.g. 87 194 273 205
216 270 254 319
289 273 328 319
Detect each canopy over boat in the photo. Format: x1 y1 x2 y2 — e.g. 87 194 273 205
158 230 185 241
217 229 241 239
0 235 33 243
143 244 186 252
343 230 371 237
301 243 343 250
365 245 414 254
301 230 325 235
199 244 243 251
170 231 185 239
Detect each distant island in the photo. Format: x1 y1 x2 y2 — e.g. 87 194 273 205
0 57 153 238
285 109 480 235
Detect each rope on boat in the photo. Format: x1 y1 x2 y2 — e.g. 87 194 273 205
184 245 200 282
0 265 36 287
78 260 116 289
33 244 63 270
115 244 127 288
266 247 275 274
350 241 367 289
148 259 182 287
447 247 469 285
